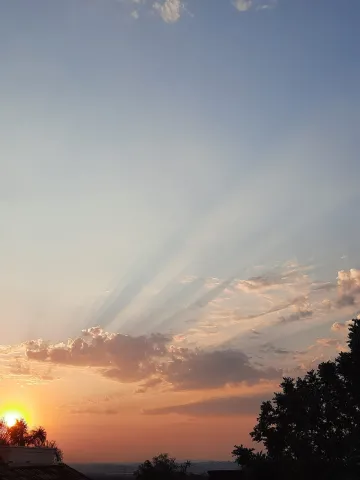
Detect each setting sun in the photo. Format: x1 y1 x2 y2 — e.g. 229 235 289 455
2 411 23 427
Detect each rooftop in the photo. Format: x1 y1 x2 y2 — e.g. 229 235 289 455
0 464 91 480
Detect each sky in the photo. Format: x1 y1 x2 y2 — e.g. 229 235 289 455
1 0 360 463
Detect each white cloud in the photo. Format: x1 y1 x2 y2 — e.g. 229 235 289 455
335 269 360 307
233 0 253 11
233 0 277 12
153 0 183 23
131 9 140 19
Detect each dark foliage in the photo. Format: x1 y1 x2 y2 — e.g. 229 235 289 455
232 319 360 479
134 453 191 479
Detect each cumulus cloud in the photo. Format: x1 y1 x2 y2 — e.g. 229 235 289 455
153 0 183 22
336 269 360 307
144 393 268 416
26 327 170 383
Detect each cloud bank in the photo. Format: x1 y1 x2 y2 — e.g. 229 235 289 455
25 327 279 390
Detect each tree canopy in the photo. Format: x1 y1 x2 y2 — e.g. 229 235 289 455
134 453 191 479
233 319 360 479
0 418 63 462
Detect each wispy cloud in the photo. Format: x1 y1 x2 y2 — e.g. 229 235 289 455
70 407 119 415
144 392 268 416
232 0 277 12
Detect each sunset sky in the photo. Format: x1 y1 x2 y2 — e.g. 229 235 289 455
1 0 360 463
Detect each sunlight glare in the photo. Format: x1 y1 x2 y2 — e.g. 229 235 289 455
2 411 23 427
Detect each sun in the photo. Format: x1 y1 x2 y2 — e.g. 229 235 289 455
3 411 23 427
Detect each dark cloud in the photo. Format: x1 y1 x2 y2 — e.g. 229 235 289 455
70 407 119 415
260 343 291 355
335 294 356 308
161 349 279 391
279 309 312 324
143 393 268 417
311 282 336 292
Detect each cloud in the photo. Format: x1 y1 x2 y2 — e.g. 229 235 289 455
26 327 279 390
233 0 277 12
153 0 183 23
5 357 56 383
10 360 31 376
335 294 356 308
162 348 279 390
331 320 352 332
316 338 340 348
70 407 119 415
233 0 253 11
26 327 170 383
260 343 291 355
335 269 360 307
144 393 268 416
235 265 310 293
251 329 261 336
311 282 336 292
279 308 313 324
232 295 309 324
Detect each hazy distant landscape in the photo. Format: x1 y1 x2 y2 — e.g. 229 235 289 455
72 462 238 478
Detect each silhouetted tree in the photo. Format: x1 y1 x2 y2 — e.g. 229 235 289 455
233 319 360 479
135 453 191 479
8 419 29 446
28 426 47 446
0 418 63 462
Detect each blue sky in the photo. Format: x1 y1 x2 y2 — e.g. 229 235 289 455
1 0 360 460
1 0 360 338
